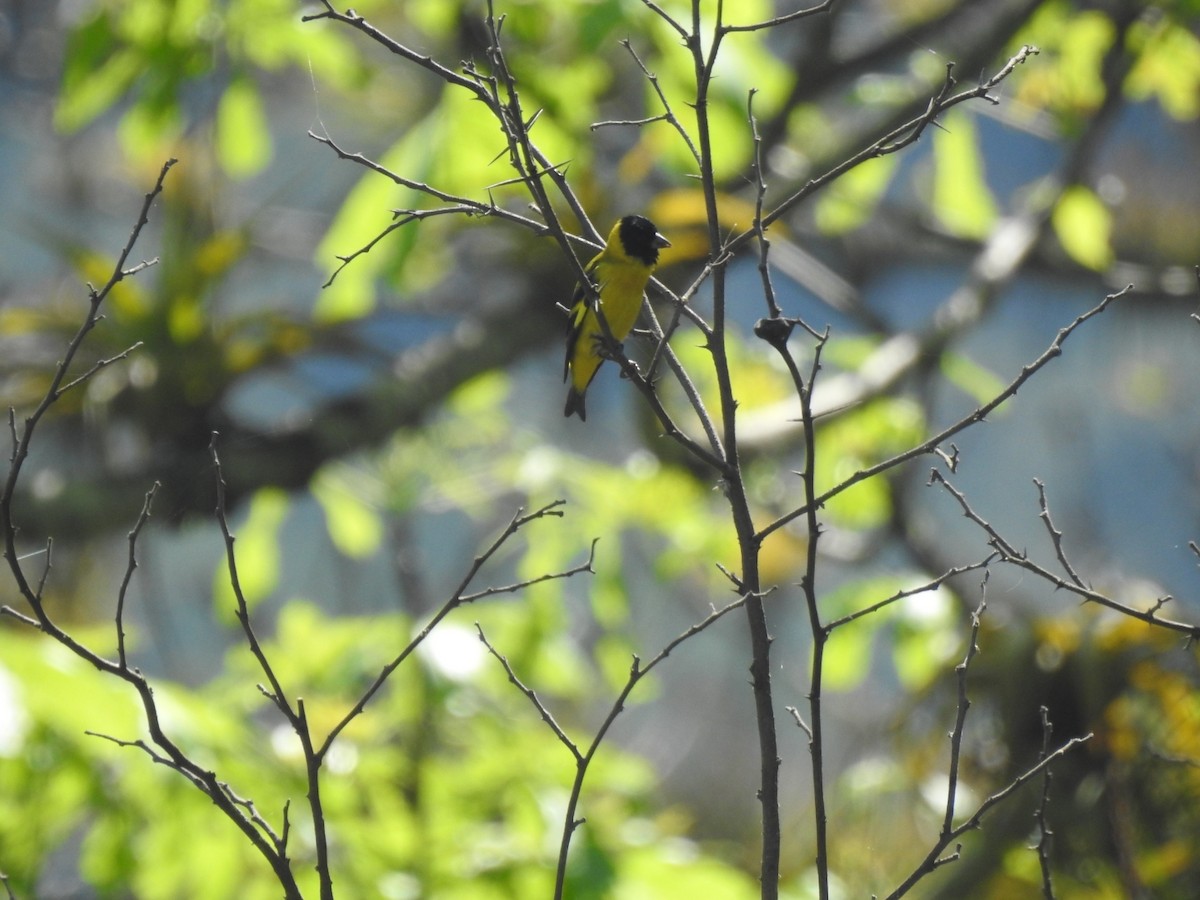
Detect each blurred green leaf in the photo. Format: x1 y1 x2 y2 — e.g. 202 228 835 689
216 77 273 177
1056 11 1114 112
314 107 450 320
891 586 959 690
817 399 924 529
1127 17 1200 120
932 111 998 239
820 577 898 692
312 467 385 560
595 631 643 697
57 13 139 132
79 804 138 891
822 625 873 692
614 845 760 898
1013 6 1114 118
815 156 897 235
939 350 1007 407
1052 184 1113 271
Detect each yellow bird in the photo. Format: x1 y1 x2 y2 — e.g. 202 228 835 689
563 215 671 420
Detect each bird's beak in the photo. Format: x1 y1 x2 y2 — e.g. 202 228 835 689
655 233 671 249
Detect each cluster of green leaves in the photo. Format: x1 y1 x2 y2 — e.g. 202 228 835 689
0 594 763 898
58 0 378 174
817 1 1200 272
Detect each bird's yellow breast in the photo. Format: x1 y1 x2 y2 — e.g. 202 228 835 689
565 254 654 395
591 255 652 340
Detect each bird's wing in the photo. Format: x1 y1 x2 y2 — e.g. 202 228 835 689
563 260 602 380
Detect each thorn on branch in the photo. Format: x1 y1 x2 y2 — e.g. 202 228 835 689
933 844 963 869
716 561 743 591
1148 595 1172 617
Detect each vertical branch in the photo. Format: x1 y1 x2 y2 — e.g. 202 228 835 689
116 482 160 669
682 5 782 893
750 68 828 890
640 1 787 890
748 89 782 322
297 698 334 900
208 435 330 898
797 335 830 896
944 592 988 838
0 161 306 899
757 307 830 896
1034 707 1058 899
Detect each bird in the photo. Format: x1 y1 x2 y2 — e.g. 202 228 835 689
563 215 670 421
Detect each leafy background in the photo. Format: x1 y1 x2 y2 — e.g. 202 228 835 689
3 0 1200 896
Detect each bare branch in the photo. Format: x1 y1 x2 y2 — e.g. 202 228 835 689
57 342 145 398
116 482 160 669
931 471 1200 637
731 46 1042 248
637 0 690 41
210 435 294 718
1034 478 1087 589
549 591 754 900
748 89 784 322
760 285 1131 543
787 705 813 741
3 160 173 623
476 624 582 760
302 2 491 100
943 593 988 839
1034 707 1058 900
884 586 1092 898
826 556 996 630
317 501 587 760
722 0 834 34
613 40 702 167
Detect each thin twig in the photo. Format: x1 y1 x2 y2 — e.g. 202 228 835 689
476 626 581 759
885 583 1091 898
1034 479 1086 589
748 89 783 322
615 40 702 167
1034 707 1058 899
721 0 834 33
543 591 755 900
58 342 146 397
930 470 1200 637
943 592 989 840
886 732 1092 899
116 482 160 669
760 286 1131 543
755 46 1041 240
210 435 294 717
317 503 590 760
826 556 997 630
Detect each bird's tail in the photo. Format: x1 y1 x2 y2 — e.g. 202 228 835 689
564 388 587 421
